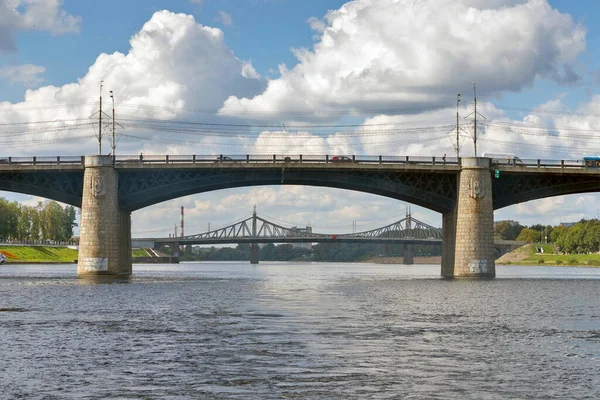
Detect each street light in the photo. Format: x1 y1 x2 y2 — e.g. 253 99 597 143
109 91 115 158
456 93 461 158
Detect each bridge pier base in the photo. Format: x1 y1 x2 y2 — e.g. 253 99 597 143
441 210 457 278
77 156 132 277
250 243 259 264
453 157 495 278
403 244 414 265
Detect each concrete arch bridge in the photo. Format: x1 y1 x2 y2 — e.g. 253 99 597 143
0 154 595 278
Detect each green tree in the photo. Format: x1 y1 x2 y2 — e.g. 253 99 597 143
494 220 524 240
39 201 70 241
62 205 77 240
516 228 539 243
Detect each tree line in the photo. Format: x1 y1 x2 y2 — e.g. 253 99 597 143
495 219 600 254
174 242 442 262
0 198 77 242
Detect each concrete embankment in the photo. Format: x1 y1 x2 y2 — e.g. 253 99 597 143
132 248 179 264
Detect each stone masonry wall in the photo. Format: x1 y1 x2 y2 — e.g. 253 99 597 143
441 210 456 278
453 158 495 278
78 156 130 276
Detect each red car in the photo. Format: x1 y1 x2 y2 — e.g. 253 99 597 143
331 156 353 163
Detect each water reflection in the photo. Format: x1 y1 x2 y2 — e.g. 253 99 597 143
0 262 599 399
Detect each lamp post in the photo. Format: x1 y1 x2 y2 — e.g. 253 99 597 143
456 93 461 158
109 91 115 158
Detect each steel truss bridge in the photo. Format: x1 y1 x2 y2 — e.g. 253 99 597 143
138 210 443 248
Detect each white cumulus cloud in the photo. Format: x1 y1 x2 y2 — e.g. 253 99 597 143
0 10 265 155
0 0 82 52
0 64 45 86
219 0 585 121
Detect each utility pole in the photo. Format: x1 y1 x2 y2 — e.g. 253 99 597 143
473 83 477 156
110 90 115 157
463 82 486 157
456 93 461 158
98 81 103 155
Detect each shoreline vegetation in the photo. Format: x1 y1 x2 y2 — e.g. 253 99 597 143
2 244 600 267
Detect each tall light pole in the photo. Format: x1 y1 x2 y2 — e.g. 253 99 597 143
109 90 115 157
473 83 477 157
98 81 103 155
456 93 461 158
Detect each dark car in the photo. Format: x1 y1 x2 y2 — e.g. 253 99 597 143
330 156 353 163
214 156 234 163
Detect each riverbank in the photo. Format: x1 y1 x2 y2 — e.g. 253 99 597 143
0 246 180 264
497 244 600 266
363 256 441 264
0 246 78 263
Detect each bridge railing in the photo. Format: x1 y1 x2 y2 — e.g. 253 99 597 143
112 154 462 165
0 155 589 169
0 156 84 165
491 158 584 168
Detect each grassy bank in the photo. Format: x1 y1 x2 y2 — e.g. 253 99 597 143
132 248 149 257
1 246 151 263
497 244 600 266
0 246 79 263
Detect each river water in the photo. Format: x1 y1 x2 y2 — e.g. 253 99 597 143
1 262 600 399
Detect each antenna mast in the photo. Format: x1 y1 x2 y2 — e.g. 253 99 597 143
180 206 184 238
110 90 115 157
456 93 461 158
98 81 103 155
473 83 477 156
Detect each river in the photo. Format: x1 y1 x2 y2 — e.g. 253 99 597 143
1 262 599 399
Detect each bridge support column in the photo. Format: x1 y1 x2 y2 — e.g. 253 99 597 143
403 244 414 265
250 243 259 264
77 156 132 277
453 157 495 278
441 210 456 278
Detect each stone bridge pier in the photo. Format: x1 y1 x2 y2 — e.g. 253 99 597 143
442 157 495 278
403 244 414 265
77 156 132 277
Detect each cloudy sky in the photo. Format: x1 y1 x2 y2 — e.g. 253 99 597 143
1 0 600 238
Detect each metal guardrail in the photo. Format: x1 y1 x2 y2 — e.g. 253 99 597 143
0 155 592 169
112 154 461 165
490 158 584 168
0 156 84 165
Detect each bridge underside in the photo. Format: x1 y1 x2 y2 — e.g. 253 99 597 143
493 172 600 209
0 170 83 207
118 168 458 213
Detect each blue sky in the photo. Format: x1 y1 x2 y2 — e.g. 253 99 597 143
1 0 600 236
1 0 349 101
3 0 599 109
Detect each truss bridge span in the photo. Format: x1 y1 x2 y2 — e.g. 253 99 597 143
138 210 443 247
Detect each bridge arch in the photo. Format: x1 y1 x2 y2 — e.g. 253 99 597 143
0 170 83 207
492 170 600 210
118 168 458 213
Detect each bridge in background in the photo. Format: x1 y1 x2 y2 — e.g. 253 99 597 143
0 154 597 278
133 208 524 264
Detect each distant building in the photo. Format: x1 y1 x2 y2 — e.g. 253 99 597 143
288 226 312 250
559 222 575 227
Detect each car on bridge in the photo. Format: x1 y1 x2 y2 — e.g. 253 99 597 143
330 156 353 163
214 156 235 163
